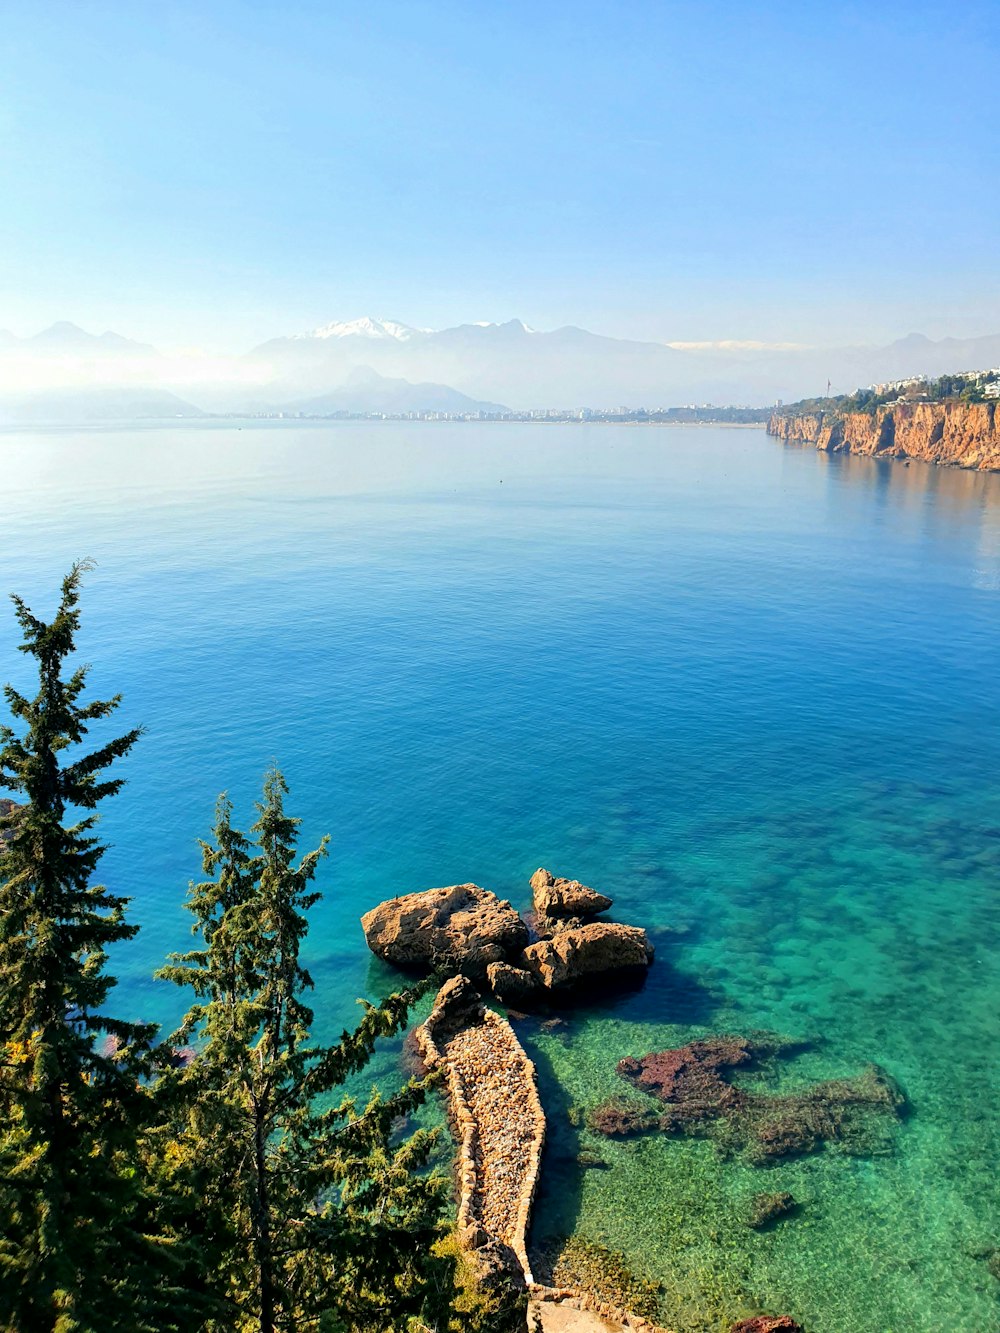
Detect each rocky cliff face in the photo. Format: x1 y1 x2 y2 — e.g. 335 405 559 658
768 401 1000 471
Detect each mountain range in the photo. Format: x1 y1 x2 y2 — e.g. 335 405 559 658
3 317 1000 421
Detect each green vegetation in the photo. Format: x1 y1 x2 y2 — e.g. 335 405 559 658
0 566 521 1333
776 368 1000 421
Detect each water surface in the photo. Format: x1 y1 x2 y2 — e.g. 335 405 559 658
2 421 999 1331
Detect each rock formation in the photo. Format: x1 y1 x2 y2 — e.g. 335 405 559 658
361 869 653 1004
530 867 612 920
769 400 1000 471
360 883 528 977
520 922 653 994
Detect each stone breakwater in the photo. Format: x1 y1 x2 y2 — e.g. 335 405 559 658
768 400 1000 471
416 976 546 1287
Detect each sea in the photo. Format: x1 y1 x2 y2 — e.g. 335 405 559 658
2 420 999 1332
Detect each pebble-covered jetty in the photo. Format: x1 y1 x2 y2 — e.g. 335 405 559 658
416 975 545 1286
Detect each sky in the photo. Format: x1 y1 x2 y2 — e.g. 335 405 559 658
1 0 999 352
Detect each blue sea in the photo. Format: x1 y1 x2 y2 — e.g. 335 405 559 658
2 420 999 1331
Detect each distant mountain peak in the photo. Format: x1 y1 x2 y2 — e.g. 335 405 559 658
31 321 90 341
469 319 534 333
25 322 154 353
297 316 427 342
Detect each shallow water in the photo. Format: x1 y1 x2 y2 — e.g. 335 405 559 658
2 421 999 1331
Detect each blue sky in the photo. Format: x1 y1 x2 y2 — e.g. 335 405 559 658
2 0 998 350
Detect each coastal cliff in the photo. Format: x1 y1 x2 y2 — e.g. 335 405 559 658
768 400 1000 471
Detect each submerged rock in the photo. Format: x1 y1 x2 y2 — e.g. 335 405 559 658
530 867 613 919
360 883 528 977
730 1318 803 1333
593 1034 905 1163
618 1036 752 1111
746 1191 797 1229
587 1096 662 1138
520 922 653 993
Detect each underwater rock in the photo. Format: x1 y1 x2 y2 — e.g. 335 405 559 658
586 1096 662 1137
520 922 653 994
596 1034 905 1162
730 1318 803 1333
618 1036 753 1111
530 867 613 918
746 1191 797 1228
575 1148 610 1170
360 883 528 977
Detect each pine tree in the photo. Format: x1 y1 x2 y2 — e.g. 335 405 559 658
156 770 450 1333
0 563 183 1332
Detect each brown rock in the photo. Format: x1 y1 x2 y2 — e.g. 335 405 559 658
531 867 613 918
486 960 545 1006
424 973 487 1038
360 883 528 977
521 921 653 993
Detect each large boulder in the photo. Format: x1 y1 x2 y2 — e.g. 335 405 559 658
486 960 545 1007
530 867 612 919
519 922 653 993
361 883 528 977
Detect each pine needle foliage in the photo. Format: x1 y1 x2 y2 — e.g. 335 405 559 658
0 563 187 1332
156 771 451 1333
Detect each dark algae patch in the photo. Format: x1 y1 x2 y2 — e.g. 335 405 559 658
590 1034 905 1164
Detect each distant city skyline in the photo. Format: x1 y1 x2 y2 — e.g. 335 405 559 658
3 1 999 352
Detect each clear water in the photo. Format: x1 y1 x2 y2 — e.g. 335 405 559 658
2 421 999 1332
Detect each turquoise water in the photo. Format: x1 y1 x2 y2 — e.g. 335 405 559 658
1 421 999 1331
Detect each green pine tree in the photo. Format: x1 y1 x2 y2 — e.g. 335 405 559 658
156 770 451 1333
0 563 187 1332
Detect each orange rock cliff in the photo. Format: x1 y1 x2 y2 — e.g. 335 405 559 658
768 400 1000 471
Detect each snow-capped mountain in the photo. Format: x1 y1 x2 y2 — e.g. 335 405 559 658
6 315 1000 418
294 316 426 342
250 317 1000 410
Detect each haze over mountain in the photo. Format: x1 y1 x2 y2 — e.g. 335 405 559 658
3 317 1000 420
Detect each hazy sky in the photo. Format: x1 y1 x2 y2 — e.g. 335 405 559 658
2 0 998 351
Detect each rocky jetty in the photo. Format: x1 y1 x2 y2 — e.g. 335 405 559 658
528 1290 665 1332
415 976 545 1288
589 1034 904 1162
362 868 653 1005
360 883 528 977
768 400 1000 471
